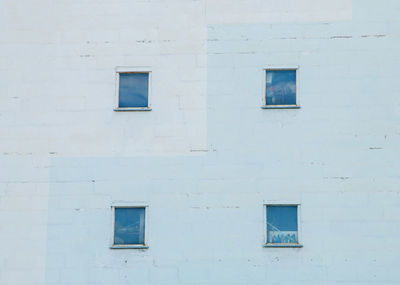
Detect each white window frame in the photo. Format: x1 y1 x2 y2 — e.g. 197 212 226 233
110 203 149 249
263 202 303 248
261 65 300 109
114 66 152 111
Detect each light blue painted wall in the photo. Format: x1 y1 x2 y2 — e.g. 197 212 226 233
42 3 400 285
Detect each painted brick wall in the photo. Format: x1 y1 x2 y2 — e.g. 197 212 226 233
1 0 400 284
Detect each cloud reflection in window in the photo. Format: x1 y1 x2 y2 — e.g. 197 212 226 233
114 208 145 245
266 70 296 105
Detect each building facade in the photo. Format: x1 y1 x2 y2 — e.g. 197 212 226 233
1 0 400 284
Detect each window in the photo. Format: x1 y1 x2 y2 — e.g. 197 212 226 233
111 206 148 249
114 68 152 111
264 204 302 247
262 68 299 109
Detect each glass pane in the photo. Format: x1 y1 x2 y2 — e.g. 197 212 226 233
266 70 296 105
114 208 145 245
267 205 298 243
119 73 149 108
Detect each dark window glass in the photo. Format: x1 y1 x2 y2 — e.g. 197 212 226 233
114 208 145 245
119 73 149 108
266 70 296 105
266 205 298 244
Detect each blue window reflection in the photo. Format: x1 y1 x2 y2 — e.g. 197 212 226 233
114 208 145 245
266 70 296 105
266 205 298 244
119 73 149 108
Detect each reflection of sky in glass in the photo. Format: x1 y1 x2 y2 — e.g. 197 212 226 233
266 70 296 105
114 208 145 245
267 206 298 243
119 73 149 108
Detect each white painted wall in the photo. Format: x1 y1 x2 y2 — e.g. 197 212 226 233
0 0 399 284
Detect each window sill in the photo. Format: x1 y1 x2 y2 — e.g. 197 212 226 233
261 105 300 109
264 244 303 248
110 245 149 249
114 107 152 112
